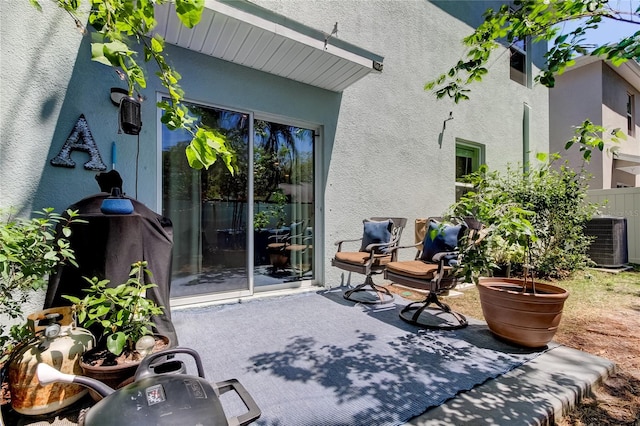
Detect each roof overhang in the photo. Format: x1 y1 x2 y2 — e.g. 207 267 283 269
152 0 383 92
570 56 640 92
615 153 640 175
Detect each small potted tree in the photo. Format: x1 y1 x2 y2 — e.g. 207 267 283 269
63 261 168 395
447 160 596 348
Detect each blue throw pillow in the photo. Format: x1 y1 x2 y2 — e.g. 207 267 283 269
360 219 393 253
420 220 465 264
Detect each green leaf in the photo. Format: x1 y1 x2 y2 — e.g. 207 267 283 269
62 295 81 304
535 152 548 162
610 56 627 67
29 0 42 12
151 36 164 54
91 43 113 67
95 305 111 317
43 251 58 260
613 129 626 140
106 332 126 356
175 0 205 29
185 142 206 170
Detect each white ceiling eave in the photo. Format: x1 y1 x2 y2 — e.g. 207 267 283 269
615 153 640 175
152 1 383 93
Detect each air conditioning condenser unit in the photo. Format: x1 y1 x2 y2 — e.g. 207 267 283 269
584 216 628 268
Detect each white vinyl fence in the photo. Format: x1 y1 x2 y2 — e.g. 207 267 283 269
587 187 640 265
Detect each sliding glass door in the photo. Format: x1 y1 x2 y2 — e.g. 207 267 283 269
253 120 315 287
162 100 315 302
162 101 250 299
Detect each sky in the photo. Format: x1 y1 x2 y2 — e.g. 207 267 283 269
555 0 639 47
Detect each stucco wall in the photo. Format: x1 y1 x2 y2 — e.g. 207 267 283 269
1 1 90 317
1 2 342 215
1 1 549 294
550 59 640 189
602 64 640 188
252 0 549 286
549 60 605 187
0 2 87 214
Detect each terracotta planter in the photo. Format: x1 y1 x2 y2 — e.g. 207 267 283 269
477 277 569 348
80 351 138 401
80 335 170 400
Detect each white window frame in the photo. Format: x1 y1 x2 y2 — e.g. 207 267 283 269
627 93 635 137
509 36 530 87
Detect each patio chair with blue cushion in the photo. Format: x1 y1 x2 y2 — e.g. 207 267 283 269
332 217 407 304
384 217 470 330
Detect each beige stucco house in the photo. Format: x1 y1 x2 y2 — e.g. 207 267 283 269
550 56 640 189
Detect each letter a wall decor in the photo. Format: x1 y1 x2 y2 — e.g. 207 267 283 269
50 114 107 171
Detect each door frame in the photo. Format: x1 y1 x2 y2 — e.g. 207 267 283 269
157 94 322 307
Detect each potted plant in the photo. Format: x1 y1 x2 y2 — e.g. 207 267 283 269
63 261 169 394
447 160 595 348
0 208 82 361
0 208 83 420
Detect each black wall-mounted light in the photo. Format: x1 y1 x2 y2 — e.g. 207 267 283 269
110 87 142 135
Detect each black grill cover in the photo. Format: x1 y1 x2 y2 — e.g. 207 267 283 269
44 193 177 346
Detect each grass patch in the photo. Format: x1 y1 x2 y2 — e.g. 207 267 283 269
433 268 640 322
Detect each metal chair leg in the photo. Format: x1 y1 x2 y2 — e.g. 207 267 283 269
399 292 468 330
343 275 394 304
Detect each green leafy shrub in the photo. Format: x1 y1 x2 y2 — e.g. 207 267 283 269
508 162 598 278
64 261 164 357
0 208 81 362
448 158 598 280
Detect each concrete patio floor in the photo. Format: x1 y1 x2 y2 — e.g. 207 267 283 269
3 339 614 426
407 344 615 425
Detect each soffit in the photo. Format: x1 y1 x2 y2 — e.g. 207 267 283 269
615 153 640 175
571 56 640 92
152 1 383 93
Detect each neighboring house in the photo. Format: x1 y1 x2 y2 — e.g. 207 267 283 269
0 1 549 308
550 56 640 189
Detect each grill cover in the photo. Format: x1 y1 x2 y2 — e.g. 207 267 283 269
44 193 177 345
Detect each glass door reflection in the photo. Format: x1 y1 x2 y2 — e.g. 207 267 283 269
163 102 250 299
162 102 316 301
253 120 315 287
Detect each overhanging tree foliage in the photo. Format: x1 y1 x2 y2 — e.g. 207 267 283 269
426 0 639 101
426 0 639 160
31 0 235 172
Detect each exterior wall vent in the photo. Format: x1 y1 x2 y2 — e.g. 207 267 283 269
584 216 629 267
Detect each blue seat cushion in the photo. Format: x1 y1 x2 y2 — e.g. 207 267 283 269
360 219 393 253
420 220 465 265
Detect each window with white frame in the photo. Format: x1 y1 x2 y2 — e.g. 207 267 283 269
455 141 484 201
510 37 528 86
627 93 635 136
